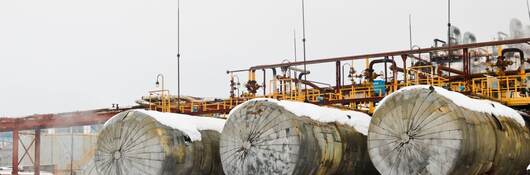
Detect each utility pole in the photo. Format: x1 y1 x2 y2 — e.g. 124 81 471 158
177 0 181 112
447 0 452 77
409 14 413 50
293 30 298 62
301 0 308 101
409 14 414 66
293 30 298 78
527 0 530 21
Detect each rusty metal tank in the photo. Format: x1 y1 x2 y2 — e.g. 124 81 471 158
94 110 225 175
368 86 530 175
220 99 379 175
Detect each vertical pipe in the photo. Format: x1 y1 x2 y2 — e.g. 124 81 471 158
527 0 530 21
263 69 267 96
177 0 181 113
409 14 413 50
293 30 298 80
34 129 40 175
272 68 277 95
342 65 345 86
392 56 397 91
301 0 308 100
447 0 452 77
12 129 19 175
280 79 283 94
463 48 470 87
336 61 341 93
384 57 388 83
402 55 408 84
70 127 73 175
409 14 415 66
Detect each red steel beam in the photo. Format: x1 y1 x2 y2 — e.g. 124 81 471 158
0 107 138 175
0 108 135 132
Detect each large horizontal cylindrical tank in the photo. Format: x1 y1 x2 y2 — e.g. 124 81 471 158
368 85 530 175
220 99 379 175
94 110 225 175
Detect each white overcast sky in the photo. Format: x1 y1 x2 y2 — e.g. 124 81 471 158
0 0 528 116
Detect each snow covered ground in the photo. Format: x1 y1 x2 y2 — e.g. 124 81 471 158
0 167 53 175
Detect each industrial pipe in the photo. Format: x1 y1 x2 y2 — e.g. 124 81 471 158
434 39 447 47
501 48 528 65
366 58 398 82
298 71 310 80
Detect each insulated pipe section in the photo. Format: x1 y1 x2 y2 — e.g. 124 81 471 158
501 48 528 64
368 86 530 175
298 71 310 80
220 99 379 175
434 39 447 47
94 110 225 175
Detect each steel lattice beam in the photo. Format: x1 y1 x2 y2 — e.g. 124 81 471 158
0 108 136 132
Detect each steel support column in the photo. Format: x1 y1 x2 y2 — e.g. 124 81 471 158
462 48 469 75
35 129 40 175
262 69 266 96
12 129 19 175
463 48 470 90
401 55 408 83
384 57 388 82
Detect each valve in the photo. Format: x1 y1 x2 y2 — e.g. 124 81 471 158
245 80 261 94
